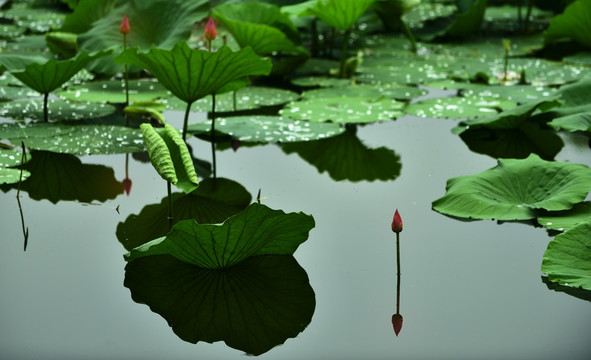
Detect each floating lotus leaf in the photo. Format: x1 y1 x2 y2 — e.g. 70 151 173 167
542 276 591 303
282 127 401 182
125 203 315 269
5 50 111 95
0 82 40 100
187 116 344 143
356 61 449 85
453 97 561 134
0 24 26 39
58 79 170 103
542 222 591 290
117 178 251 251
405 96 516 119
544 0 591 48
0 123 144 155
58 0 117 34
0 150 123 203
124 254 315 355
402 2 456 29
444 0 488 38
432 154 591 221
291 76 352 88
280 97 405 123
563 53 591 67
213 2 306 55
538 202 591 232
0 98 116 122
78 0 209 75
302 83 426 101
0 54 49 74
2 34 48 54
115 43 272 104
309 0 376 30
0 148 30 184
458 121 564 160
548 112 591 133
164 87 299 112
0 4 66 33
140 123 198 194
427 81 558 104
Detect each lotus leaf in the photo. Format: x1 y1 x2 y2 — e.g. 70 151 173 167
124 254 315 355
0 150 123 203
280 96 405 123
117 178 251 251
140 123 199 194
0 4 66 33
542 276 591 302
427 81 558 104
542 222 591 290
0 123 144 155
164 87 299 112
187 116 345 143
0 98 116 122
0 148 30 185
125 203 315 269
58 0 117 34
357 60 449 85
548 112 591 133
405 96 516 119
58 79 170 104
432 154 591 221
0 24 26 39
302 83 426 101
309 0 376 30
538 202 591 232
213 2 306 55
291 76 352 88
544 0 591 48
282 127 401 182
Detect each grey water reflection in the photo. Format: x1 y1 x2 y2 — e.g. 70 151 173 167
124 254 315 356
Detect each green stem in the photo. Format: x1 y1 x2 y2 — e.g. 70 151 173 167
211 93 217 184
43 93 49 122
167 181 173 229
504 50 509 82
182 101 193 141
339 28 352 78
123 34 129 106
401 19 417 54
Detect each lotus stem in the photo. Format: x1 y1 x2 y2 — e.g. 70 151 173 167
182 101 193 141
17 141 29 251
43 92 49 122
211 93 217 184
123 34 129 106
339 28 352 78
167 181 173 229
401 19 417 54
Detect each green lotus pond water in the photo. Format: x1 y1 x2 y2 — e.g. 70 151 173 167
1 0 591 359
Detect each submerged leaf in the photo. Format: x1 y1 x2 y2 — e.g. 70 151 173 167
432 154 591 221
140 123 198 194
125 203 315 269
542 222 591 290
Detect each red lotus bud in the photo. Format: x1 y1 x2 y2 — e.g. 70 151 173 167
391 209 403 233
205 17 217 41
120 15 130 35
123 177 132 196
392 313 403 336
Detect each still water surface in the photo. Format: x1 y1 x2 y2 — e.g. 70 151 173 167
1 107 591 359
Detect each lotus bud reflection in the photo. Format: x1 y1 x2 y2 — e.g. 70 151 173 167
205 17 217 41
391 209 403 233
120 15 130 35
123 177 132 196
392 313 403 336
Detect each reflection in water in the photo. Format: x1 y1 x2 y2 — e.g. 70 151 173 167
391 210 403 336
542 276 591 303
16 142 29 250
282 125 401 182
122 153 132 196
124 254 315 356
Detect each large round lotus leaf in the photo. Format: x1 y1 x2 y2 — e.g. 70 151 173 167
538 202 591 232
0 84 40 100
405 96 516 119
0 148 31 184
402 2 457 29
0 167 30 185
542 222 591 290
356 62 448 85
0 4 67 33
548 112 591 133
0 98 116 121
427 81 558 104
58 79 170 103
291 76 352 88
187 116 344 143
432 154 591 221
302 83 426 101
0 123 144 155
563 53 591 67
280 97 405 123
0 24 27 39
164 87 299 112
544 0 591 48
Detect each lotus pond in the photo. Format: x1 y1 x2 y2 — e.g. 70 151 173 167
1 0 591 359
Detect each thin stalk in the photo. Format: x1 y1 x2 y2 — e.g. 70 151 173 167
524 0 533 31
123 34 129 106
17 141 29 251
167 181 173 229
396 232 401 276
43 92 49 122
396 270 401 314
401 19 417 54
211 93 217 184
339 28 352 78
182 101 193 141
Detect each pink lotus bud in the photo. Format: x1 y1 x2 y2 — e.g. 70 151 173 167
120 15 130 35
391 209 403 233
123 177 132 196
392 313 403 336
205 17 217 41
